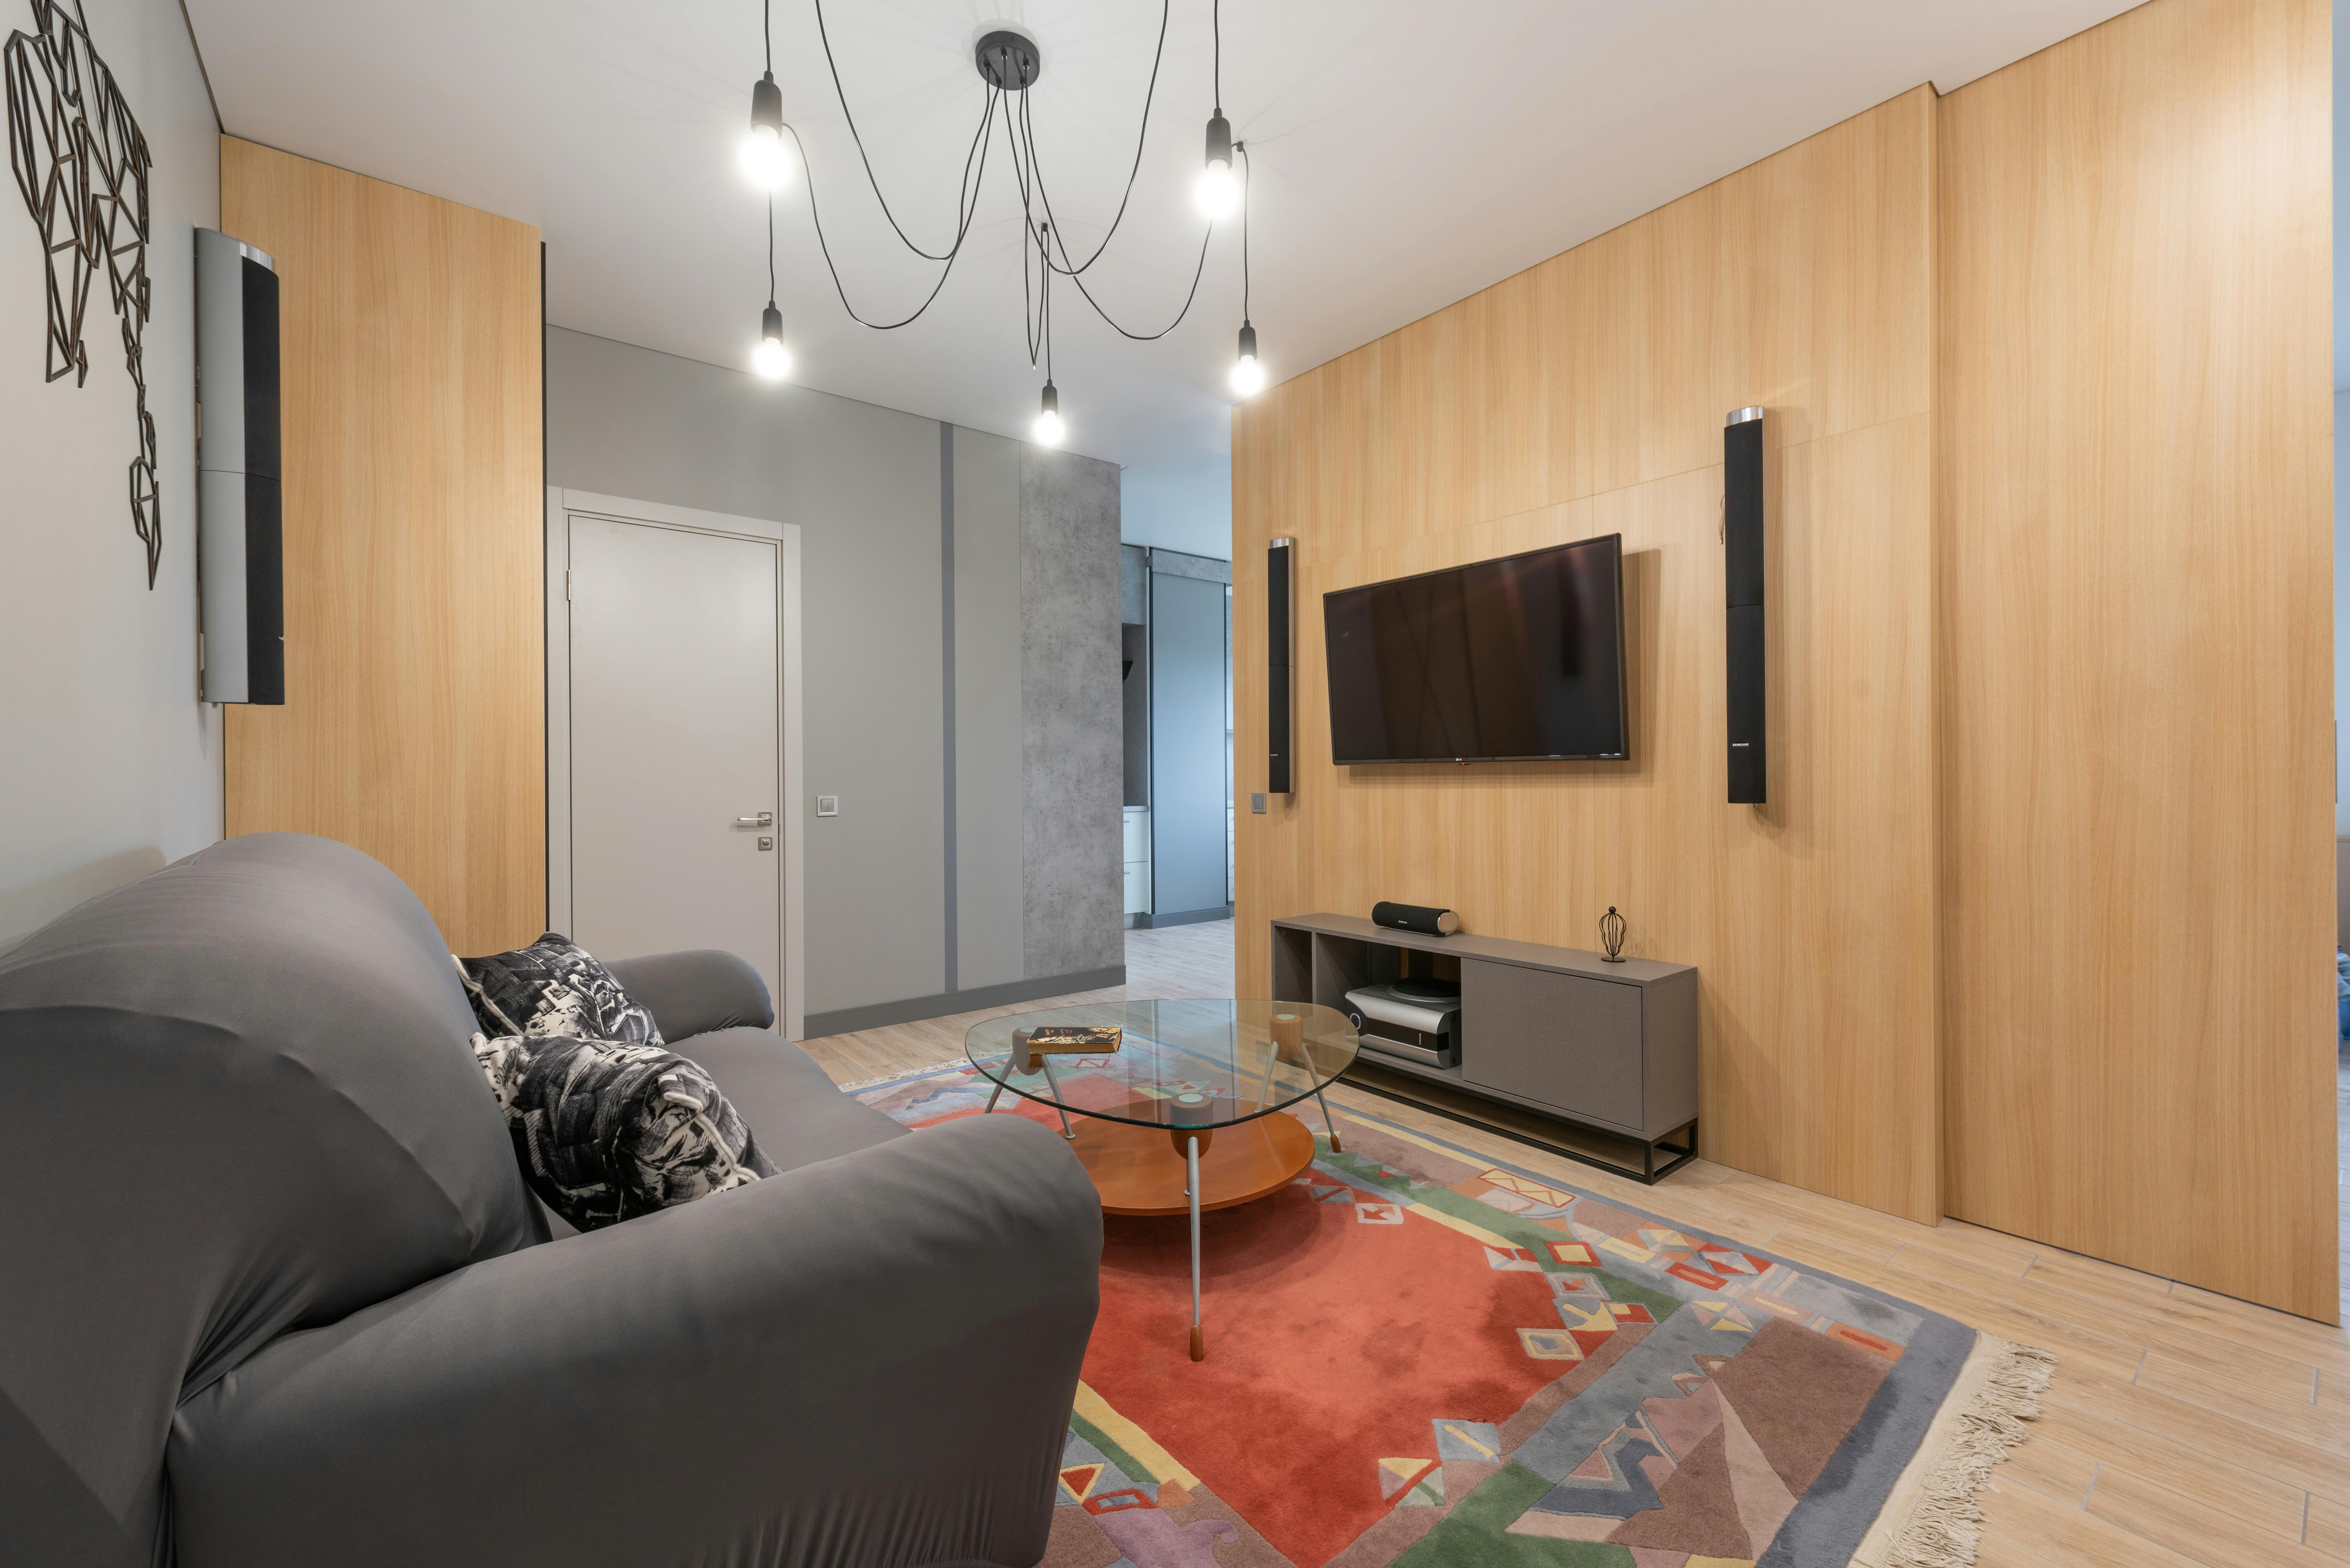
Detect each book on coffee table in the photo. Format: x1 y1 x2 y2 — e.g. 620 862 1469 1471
1017 1024 1122 1053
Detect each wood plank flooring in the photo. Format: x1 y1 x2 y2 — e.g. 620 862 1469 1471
799 920 2350 1567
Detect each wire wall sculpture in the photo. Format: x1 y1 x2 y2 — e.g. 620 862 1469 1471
5 0 156 587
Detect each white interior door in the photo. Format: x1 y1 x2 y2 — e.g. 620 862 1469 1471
565 513 784 1012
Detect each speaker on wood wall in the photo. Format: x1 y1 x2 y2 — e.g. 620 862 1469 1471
1268 536 1293 795
1724 407 1765 804
196 228 284 705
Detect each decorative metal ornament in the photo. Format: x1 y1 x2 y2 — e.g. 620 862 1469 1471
5 0 156 586
1599 906 1627 963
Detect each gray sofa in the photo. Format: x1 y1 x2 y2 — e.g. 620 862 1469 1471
0 833 1102 1568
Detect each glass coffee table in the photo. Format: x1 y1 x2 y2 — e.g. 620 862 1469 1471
965 999 1360 1361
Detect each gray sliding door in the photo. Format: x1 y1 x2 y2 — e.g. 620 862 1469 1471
1149 570 1232 920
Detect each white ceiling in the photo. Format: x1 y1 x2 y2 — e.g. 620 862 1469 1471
181 0 2142 469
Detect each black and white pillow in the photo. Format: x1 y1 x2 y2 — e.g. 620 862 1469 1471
473 1032 777 1231
457 932 662 1046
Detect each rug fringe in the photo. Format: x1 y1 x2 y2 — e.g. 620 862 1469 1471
833 1057 969 1092
1881 1335 2055 1568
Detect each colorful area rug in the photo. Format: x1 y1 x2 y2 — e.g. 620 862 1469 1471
854 1062 2050 1568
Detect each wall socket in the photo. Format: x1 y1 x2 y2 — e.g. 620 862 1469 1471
1251 793 1267 813
815 795 839 817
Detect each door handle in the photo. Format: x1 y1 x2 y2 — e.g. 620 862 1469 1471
736 812 774 827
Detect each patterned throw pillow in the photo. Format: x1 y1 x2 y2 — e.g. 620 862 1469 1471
472 1032 777 1231
457 932 662 1046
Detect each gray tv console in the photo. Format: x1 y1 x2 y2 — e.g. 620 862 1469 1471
1271 914 1700 1183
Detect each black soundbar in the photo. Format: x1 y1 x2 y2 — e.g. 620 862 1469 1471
1373 901 1459 937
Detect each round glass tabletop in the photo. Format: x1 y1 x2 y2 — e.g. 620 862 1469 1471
963 999 1360 1131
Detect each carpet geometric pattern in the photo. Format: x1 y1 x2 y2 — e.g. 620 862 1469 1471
856 1063 1982 1568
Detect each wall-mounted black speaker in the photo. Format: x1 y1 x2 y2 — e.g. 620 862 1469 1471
196 228 283 705
1268 536 1293 795
1725 406 1765 803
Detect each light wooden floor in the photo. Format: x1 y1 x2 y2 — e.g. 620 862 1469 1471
800 921 2350 1568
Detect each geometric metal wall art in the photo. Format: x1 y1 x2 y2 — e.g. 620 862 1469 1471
6 0 156 586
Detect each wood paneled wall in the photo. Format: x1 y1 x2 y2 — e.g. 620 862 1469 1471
221 139 545 956
1937 0 2335 1318
1236 0 2335 1316
1234 88 1946 1224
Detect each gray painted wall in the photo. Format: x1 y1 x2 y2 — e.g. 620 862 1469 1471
1021 447 1124 979
954 426 1023 990
0 0 222 949
546 327 1121 1028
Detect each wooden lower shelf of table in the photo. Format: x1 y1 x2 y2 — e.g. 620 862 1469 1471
1067 1113 1316 1216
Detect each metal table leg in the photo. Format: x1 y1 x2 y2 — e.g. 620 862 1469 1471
983 1081 1004 1113
1187 1133 1204 1361
1313 1087 1344 1153
1036 1055 1076 1139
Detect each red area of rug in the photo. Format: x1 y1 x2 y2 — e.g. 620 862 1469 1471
927 1101 1563 1566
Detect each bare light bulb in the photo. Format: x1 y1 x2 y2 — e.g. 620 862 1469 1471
1229 320 1264 398
741 70 789 189
1196 110 1237 220
1194 160 1238 221
739 124 790 190
1033 381 1065 446
753 302 791 381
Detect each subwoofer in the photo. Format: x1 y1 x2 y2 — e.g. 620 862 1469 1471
196 229 283 705
1725 407 1764 803
1268 536 1293 795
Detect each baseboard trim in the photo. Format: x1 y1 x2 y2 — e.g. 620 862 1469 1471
802 965 1128 1040
1129 905 1233 930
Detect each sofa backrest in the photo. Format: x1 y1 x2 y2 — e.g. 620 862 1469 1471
0 833 543 1566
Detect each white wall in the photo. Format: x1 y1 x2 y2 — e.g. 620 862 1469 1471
0 0 222 947
1121 453 1231 561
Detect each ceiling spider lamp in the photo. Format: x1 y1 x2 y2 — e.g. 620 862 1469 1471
736 0 1267 439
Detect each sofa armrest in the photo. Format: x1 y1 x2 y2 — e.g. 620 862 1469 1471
603 948 775 1037
167 1114 1101 1568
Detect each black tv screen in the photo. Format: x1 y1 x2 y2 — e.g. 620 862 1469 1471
1323 535 1627 764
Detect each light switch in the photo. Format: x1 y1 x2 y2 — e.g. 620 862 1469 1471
1250 793 1267 814
815 795 839 817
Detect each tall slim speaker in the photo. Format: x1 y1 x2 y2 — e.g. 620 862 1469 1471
1725 406 1765 803
1268 537 1293 795
196 229 283 704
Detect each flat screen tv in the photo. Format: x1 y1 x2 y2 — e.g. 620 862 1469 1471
1323 535 1627 764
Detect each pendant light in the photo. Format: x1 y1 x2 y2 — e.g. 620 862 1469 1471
1193 0 1236 219
751 197 792 380
1229 322 1263 398
1033 381 1064 446
740 5 788 189
754 302 792 379
741 71 790 189
1227 144 1264 398
1195 111 1236 219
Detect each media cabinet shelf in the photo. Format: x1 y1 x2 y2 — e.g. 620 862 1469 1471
1270 914 1700 1183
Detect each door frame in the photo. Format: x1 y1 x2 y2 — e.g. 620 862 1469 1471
544 487 806 1040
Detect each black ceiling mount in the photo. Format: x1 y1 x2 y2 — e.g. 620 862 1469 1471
973 28 1042 91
